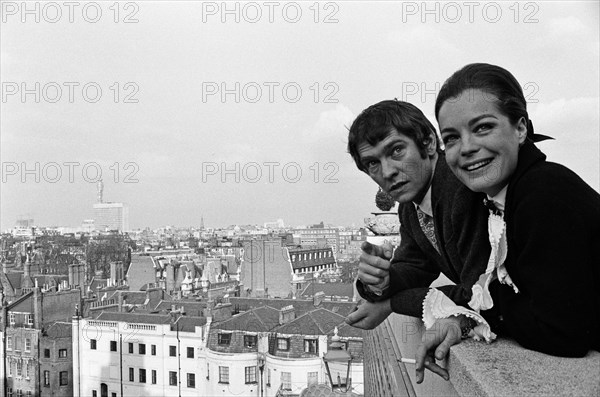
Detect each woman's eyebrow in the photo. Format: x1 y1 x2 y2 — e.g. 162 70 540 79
468 114 497 127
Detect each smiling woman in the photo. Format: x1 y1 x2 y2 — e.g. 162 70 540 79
416 64 600 373
438 88 526 197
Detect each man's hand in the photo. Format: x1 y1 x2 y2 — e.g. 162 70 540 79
357 241 393 291
415 316 463 384
345 299 393 330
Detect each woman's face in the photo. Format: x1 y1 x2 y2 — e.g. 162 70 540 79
438 89 527 197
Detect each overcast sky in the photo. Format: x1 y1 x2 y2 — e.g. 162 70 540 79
1 1 598 230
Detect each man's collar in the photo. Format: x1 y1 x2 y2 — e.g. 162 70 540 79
412 154 437 217
414 186 433 216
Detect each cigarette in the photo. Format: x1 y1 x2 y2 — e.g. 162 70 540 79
400 358 416 364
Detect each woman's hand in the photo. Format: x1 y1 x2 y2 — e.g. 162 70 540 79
415 316 463 384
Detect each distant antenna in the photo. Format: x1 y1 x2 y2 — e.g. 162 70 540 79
97 179 104 203
200 215 205 230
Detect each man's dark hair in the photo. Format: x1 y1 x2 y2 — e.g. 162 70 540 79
347 100 441 172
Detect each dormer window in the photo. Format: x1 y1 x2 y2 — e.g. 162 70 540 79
218 333 231 345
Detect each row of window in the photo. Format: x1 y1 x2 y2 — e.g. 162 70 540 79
121 368 197 388
294 263 335 274
95 340 195 358
217 334 319 354
9 344 69 359
6 359 30 378
217 334 257 348
6 389 33 397
43 370 69 386
44 348 68 358
291 251 333 262
265 370 318 390
6 336 33 352
215 366 257 384
7 362 68 387
8 312 34 326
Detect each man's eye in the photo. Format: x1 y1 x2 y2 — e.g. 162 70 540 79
365 161 379 173
392 146 404 156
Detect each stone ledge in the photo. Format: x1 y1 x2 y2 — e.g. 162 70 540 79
449 337 600 397
365 314 600 397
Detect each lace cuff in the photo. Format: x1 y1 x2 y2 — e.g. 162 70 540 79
423 288 496 343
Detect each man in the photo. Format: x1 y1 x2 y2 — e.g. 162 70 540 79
344 100 492 382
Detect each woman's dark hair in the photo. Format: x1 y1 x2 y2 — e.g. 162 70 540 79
347 100 441 173
434 63 528 126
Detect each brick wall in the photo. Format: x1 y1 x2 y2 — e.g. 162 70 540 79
240 240 292 298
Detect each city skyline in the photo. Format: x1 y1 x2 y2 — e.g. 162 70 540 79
2 2 599 231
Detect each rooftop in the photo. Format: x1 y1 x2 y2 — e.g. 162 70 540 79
96 311 172 325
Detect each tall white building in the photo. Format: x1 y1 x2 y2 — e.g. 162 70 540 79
93 203 129 232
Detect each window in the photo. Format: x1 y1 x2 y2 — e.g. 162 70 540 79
111 393 117 397
244 335 257 348
169 371 177 386
128 343 134 354
151 344 156 355
59 371 68 386
27 314 34 326
218 333 231 345
9 313 15 324
139 344 146 355
218 366 229 384
348 340 363 351
25 338 31 352
281 372 292 390
7 336 12 350
187 373 195 388
44 348 50 358
304 339 318 354
307 372 318 386
110 341 117 352
139 369 146 383
245 366 257 384
129 368 134 382
91 339 97 350
277 338 289 351
24 362 29 378
44 370 50 386
187 347 194 358
7 387 12 397
26 392 32 397
17 360 22 377
92 391 97 397
58 349 67 358
151 370 157 385
16 390 22 397
169 345 176 356
8 360 12 376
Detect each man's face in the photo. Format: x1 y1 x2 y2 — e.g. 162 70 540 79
358 129 436 204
